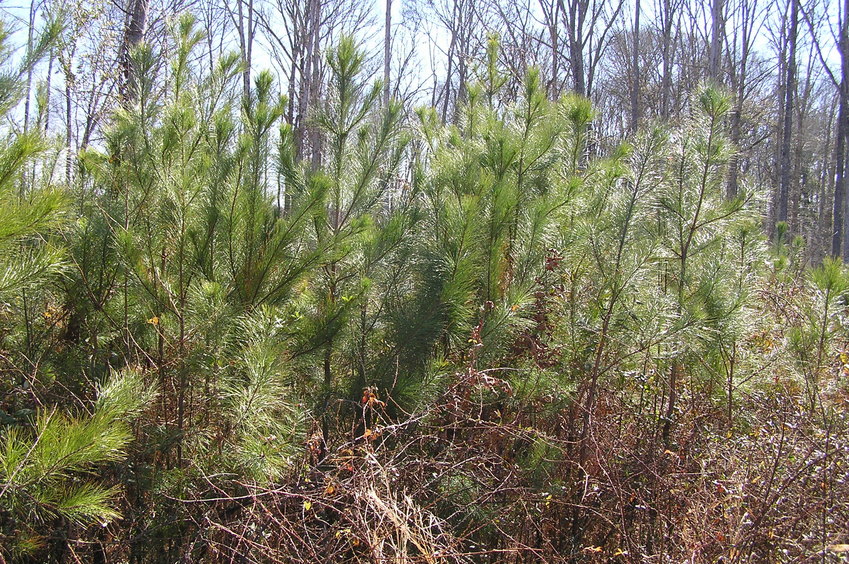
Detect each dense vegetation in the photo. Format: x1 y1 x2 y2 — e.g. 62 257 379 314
1 15 849 563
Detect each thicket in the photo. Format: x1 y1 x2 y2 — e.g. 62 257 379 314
1 16 848 563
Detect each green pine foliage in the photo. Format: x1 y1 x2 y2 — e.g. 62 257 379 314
0 370 155 557
401 44 578 388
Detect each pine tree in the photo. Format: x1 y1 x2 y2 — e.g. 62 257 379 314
391 39 583 407
0 12 158 560
279 36 411 429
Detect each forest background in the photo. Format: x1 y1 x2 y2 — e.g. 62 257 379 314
0 0 849 561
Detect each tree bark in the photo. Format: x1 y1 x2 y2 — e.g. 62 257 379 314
23 1 37 134
630 0 641 132
383 0 392 106
561 0 587 96
660 0 675 119
776 0 798 229
121 0 150 100
709 0 725 83
308 0 322 168
543 0 561 98
65 77 73 186
837 0 849 258
726 0 753 199
235 0 255 100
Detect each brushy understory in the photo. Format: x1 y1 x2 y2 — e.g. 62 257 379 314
1 16 848 564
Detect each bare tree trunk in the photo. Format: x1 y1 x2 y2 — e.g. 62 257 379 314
777 0 797 229
236 0 255 100
295 56 309 158
561 0 587 96
840 98 848 257
121 0 150 100
543 0 561 98
708 0 724 83
660 0 674 119
287 42 299 125
308 0 322 168
21 0 38 195
295 0 316 159
248 0 254 94
456 31 469 113
792 44 817 235
839 130 848 261
441 1 458 122
630 0 641 132
384 0 392 106
43 51 53 133
726 0 752 199
837 0 849 258
65 78 73 186
23 1 37 134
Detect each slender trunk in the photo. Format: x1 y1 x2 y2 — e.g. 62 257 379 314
295 4 311 159
207 11 215 76
818 104 834 257
287 41 299 125
236 0 253 100
726 0 749 199
562 0 587 96
308 0 322 168
43 51 53 133
664 114 718 446
662 363 680 446
777 0 797 229
838 90 848 258
237 0 246 98
22 2 37 196
441 43 454 122
792 47 816 235
709 0 724 83
441 0 459 122
23 1 36 133
726 343 736 428
548 0 560 97
122 0 149 100
247 0 254 94
65 79 73 186
837 0 849 258
383 0 392 106
660 0 674 118
456 32 469 113
630 0 641 132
